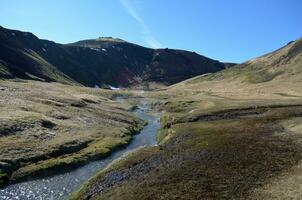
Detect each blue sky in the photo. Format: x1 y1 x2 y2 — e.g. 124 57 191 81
0 0 301 62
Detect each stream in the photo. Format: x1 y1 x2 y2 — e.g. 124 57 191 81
0 100 160 200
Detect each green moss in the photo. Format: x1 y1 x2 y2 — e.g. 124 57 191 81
244 70 283 84
70 105 302 200
156 128 168 143
0 80 148 187
0 171 8 187
11 136 135 181
159 112 175 128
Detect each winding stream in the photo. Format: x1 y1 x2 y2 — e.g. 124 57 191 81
0 101 160 200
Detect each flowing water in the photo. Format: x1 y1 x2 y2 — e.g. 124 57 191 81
0 101 160 200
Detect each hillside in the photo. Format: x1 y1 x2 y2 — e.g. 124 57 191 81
0 26 231 88
181 37 302 85
0 27 76 85
70 37 302 200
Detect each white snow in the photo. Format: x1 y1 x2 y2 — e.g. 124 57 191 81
90 48 105 52
90 48 99 52
101 48 107 52
109 85 120 90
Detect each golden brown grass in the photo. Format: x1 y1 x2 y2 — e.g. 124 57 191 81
70 39 302 199
0 80 144 186
70 105 302 200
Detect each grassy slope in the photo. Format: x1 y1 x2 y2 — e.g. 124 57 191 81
70 38 302 199
0 27 77 85
187 37 302 84
0 65 11 78
0 80 144 187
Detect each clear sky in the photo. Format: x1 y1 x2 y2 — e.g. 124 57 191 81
0 0 301 63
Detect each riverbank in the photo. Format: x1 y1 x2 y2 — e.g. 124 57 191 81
0 80 145 188
69 78 302 199
0 85 160 200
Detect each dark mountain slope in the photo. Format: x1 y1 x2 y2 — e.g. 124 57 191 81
0 26 231 87
0 27 76 84
69 38 230 85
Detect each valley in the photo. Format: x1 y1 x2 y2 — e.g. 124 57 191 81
69 38 302 199
0 25 301 200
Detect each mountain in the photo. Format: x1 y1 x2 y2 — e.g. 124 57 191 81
166 37 302 95
0 26 233 87
0 27 76 85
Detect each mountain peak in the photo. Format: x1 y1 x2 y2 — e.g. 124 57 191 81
95 37 126 43
67 37 132 49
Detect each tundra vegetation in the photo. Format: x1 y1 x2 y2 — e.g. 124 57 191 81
0 80 144 187
70 38 302 199
1 25 302 199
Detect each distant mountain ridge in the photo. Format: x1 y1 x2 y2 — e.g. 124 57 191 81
0 26 233 87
